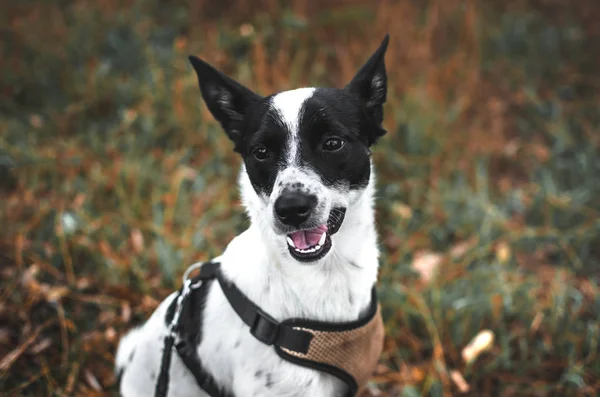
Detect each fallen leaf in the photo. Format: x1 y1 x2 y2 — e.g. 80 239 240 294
532 143 550 162
530 312 543 335
84 369 103 391
450 370 470 393
239 23 255 37
130 229 144 254
174 36 187 51
495 242 511 263
412 251 443 283
392 202 412 219
176 165 198 181
29 114 43 128
123 109 138 125
121 301 131 323
142 295 160 310
73 193 87 208
410 366 426 382
105 327 117 342
46 286 70 303
450 238 476 259
76 277 91 290
503 139 521 157
21 264 40 286
462 330 495 364
491 293 503 320
30 337 52 354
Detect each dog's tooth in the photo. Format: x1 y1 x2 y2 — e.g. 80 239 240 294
318 232 326 246
287 237 295 247
292 244 327 255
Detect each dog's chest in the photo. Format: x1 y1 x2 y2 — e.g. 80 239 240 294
197 282 348 397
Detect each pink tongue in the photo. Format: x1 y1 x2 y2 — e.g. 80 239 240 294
289 224 328 250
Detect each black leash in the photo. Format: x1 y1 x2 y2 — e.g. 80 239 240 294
154 262 217 397
155 275 195 397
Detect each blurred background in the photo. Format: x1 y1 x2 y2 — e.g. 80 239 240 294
1 0 599 395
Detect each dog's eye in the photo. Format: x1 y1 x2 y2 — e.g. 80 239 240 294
253 146 269 160
323 137 345 152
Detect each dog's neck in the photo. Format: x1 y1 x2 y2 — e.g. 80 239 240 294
217 165 380 323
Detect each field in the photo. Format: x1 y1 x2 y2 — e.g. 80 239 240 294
1 0 599 396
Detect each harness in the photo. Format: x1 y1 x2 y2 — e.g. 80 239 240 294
155 261 384 397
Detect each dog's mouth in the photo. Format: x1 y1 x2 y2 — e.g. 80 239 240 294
285 208 346 263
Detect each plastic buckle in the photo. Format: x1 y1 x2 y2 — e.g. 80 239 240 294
250 309 279 345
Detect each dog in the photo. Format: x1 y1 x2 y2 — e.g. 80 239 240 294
115 35 390 397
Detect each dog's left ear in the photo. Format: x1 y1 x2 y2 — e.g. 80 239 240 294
346 35 389 144
188 55 263 152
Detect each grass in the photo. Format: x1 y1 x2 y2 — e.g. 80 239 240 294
1 0 599 396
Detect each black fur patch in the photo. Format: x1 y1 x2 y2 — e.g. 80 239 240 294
115 368 124 387
265 373 274 388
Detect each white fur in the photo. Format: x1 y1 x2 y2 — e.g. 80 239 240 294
271 87 315 164
116 88 380 397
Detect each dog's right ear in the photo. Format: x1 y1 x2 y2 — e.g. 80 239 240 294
188 56 263 151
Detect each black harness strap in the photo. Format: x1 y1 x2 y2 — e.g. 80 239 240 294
175 341 233 397
215 269 314 353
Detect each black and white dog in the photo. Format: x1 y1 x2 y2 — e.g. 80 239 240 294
116 35 390 397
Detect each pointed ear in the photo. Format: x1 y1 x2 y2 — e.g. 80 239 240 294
346 35 389 132
188 55 262 151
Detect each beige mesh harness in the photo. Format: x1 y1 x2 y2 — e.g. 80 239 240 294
159 261 385 397
278 303 385 393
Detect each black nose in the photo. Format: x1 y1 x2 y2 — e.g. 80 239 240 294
274 193 317 226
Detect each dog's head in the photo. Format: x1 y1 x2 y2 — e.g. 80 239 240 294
190 36 389 264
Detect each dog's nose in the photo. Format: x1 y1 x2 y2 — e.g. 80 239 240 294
274 193 317 226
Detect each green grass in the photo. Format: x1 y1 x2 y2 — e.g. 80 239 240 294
1 1 599 396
